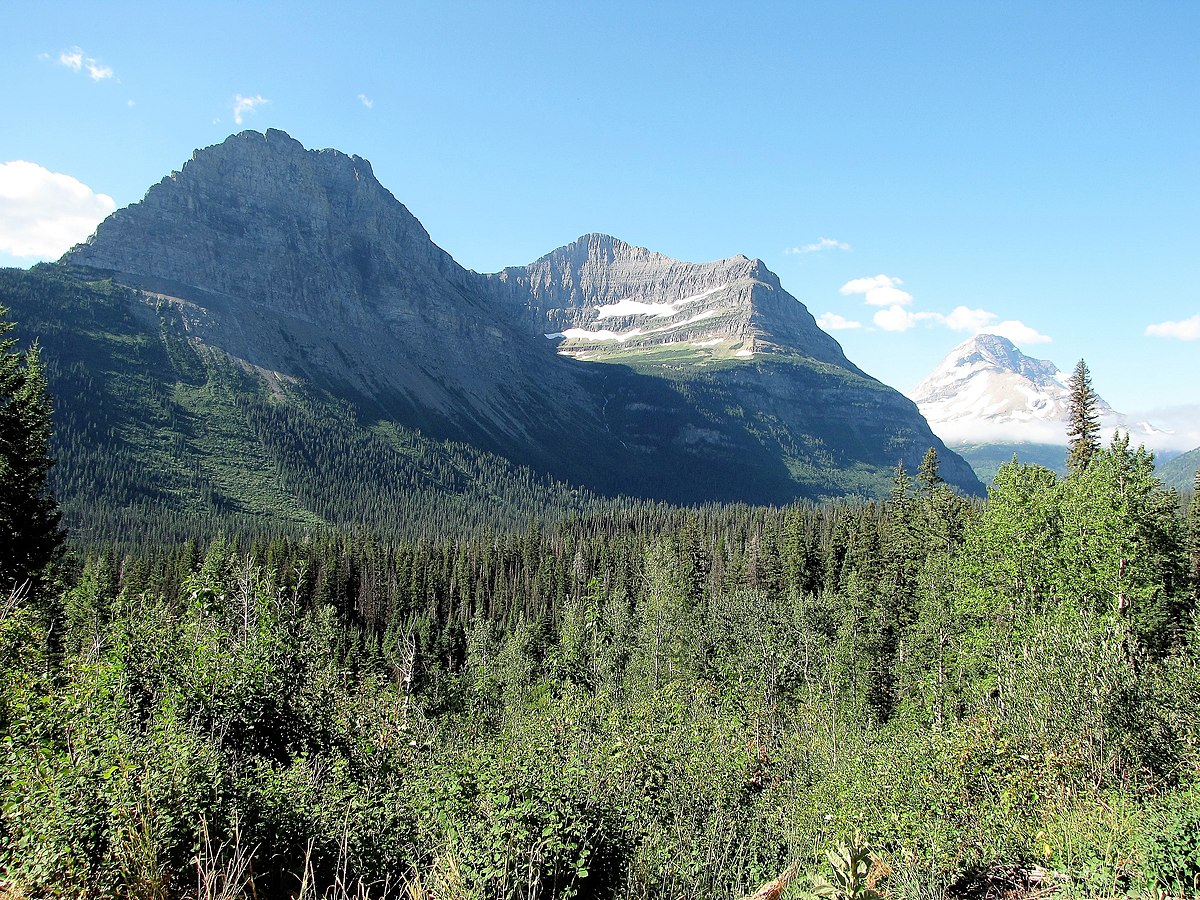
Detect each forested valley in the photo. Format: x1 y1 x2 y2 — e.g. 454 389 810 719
3 301 1200 899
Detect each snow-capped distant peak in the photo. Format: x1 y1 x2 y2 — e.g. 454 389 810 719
911 333 1127 447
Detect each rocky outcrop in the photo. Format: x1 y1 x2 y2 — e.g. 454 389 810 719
480 232 980 496
482 233 856 367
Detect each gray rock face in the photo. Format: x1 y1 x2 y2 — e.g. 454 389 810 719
64 130 606 462
70 129 468 322
483 233 856 368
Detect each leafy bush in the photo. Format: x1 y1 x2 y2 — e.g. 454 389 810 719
1138 783 1200 896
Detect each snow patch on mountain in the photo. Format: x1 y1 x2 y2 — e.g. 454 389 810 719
547 327 643 343
486 233 858 369
547 308 724 345
594 283 728 319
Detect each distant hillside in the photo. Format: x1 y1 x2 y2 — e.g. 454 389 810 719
952 443 1069 485
1158 446 1200 491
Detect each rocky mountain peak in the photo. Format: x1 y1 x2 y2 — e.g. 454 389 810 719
927 333 1063 390
498 232 766 303
62 129 470 323
482 234 848 367
37 129 984 501
57 129 595 459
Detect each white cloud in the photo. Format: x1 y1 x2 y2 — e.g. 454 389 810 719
938 305 1051 343
929 417 1072 448
837 274 1051 344
989 319 1052 345
816 312 861 330
58 48 83 71
933 405 1200 454
942 305 995 333
921 304 1051 344
1145 314 1200 341
0 160 116 258
57 46 113 81
873 305 938 332
1126 404 1200 452
232 94 268 125
786 237 850 255
840 273 913 307
357 93 375 109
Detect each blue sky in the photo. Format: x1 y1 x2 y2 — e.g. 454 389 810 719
2 0 1197 423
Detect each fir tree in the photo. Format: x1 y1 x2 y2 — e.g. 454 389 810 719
0 306 64 590
1066 359 1101 474
916 448 942 495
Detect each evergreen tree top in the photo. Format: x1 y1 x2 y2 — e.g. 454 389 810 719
1066 358 1101 476
0 304 65 591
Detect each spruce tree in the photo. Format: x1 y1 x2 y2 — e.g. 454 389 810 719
0 306 64 590
916 447 942 495
1066 359 1101 474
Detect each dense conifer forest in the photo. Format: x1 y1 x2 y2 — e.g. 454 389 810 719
2 298 1200 899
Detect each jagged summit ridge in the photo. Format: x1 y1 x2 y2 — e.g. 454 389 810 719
940 333 1063 386
483 233 854 367
499 232 771 304
65 129 475 323
917 334 1068 406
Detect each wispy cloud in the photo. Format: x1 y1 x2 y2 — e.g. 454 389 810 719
56 46 114 81
873 306 940 332
816 312 862 330
986 319 1052 345
941 305 995 333
940 305 1051 343
232 94 268 125
1145 314 1200 341
836 274 1051 343
357 93 375 109
786 237 850 255
839 274 912 307
58 48 83 70
0 160 116 258
871 302 1051 342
